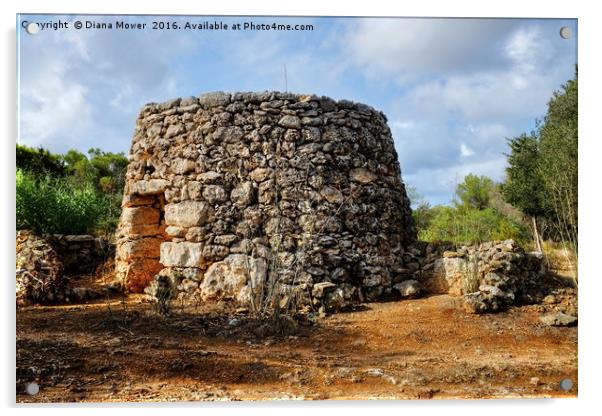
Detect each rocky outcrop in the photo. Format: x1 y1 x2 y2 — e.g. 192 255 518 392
116 91 416 310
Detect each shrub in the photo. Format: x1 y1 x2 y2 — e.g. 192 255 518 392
16 169 113 235
418 205 530 246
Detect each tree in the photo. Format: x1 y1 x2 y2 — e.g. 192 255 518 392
454 174 493 210
502 132 549 251
16 144 65 176
538 75 578 256
501 72 577 279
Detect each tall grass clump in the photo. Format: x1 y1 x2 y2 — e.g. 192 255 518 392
16 169 111 235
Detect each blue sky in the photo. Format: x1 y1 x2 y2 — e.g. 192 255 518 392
17 15 577 205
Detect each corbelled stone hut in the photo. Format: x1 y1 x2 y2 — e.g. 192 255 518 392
115 91 416 310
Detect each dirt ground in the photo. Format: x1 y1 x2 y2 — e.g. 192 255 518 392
16 288 577 402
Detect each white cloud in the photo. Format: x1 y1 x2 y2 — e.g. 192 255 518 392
19 44 92 148
460 143 475 157
342 18 521 84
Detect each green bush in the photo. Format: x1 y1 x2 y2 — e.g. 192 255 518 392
418 205 530 246
16 169 113 235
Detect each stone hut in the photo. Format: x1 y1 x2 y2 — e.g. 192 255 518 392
115 91 416 310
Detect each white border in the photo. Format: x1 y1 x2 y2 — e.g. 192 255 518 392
2 1 600 415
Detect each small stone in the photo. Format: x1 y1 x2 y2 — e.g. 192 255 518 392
539 312 577 327
202 185 227 204
543 294 558 304
231 181 256 206
171 158 196 174
278 115 301 129
393 279 422 299
320 186 344 205
349 168 377 184
198 91 231 107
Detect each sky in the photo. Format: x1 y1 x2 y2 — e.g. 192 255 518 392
17 15 577 205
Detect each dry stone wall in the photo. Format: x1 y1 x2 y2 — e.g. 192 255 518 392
115 91 416 309
406 239 546 313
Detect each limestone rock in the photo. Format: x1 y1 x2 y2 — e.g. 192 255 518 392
121 206 160 226
199 254 267 303
171 158 196 174
320 186 344 205
350 168 377 184
199 91 231 107
131 179 170 195
165 201 213 227
160 242 204 268
231 181 256 206
202 184 227 204
393 279 422 298
425 257 468 296
117 238 162 261
278 115 301 129
539 312 578 327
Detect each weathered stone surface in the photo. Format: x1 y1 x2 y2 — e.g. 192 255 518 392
539 312 578 327
165 201 212 227
199 254 267 303
278 115 301 129
199 91 231 107
393 279 422 298
202 185 227 204
131 179 170 195
117 238 162 261
320 186 344 205
119 223 165 238
120 258 163 293
350 168 377 184
160 242 204 268
426 257 468 296
171 158 196 174
120 207 160 226
249 168 272 182
121 194 156 208
231 181 256 206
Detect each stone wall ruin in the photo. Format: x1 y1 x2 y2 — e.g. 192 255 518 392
115 91 416 310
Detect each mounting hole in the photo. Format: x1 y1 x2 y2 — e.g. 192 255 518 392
559 26 572 39
25 22 40 35
26 382 39 395
560 378 573 390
